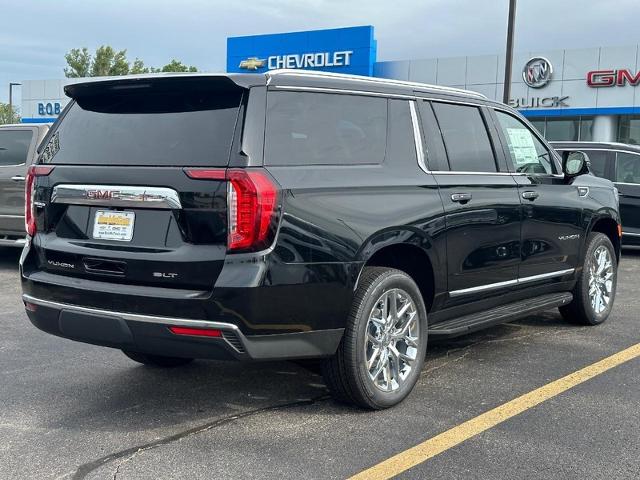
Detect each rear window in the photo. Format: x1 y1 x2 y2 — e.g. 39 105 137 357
0 130 33 166
41 87 242 166
264 91 387 166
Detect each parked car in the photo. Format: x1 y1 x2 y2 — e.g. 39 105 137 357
0 123 50 246
21 71 620 409
552 141 640 247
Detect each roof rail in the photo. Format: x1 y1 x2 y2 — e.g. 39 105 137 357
266 69 487 99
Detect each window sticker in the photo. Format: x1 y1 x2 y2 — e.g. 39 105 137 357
506 128 538 165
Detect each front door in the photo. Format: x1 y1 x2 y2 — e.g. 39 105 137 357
613 150 640 240
491 109 583 281
0 128 35 235
425 101 522 302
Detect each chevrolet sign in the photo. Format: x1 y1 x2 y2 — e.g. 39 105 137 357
239 50 353 71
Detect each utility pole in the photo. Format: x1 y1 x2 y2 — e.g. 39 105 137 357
502 0 517 104
9 82 21 123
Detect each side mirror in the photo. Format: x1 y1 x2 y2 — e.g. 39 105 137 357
562 150 590 178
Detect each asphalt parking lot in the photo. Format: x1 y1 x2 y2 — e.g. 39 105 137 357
1 247 639 480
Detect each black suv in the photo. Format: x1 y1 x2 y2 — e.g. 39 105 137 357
552 141 640 247
21 71 620 409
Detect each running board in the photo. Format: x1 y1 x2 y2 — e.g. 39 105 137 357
428 292 573 338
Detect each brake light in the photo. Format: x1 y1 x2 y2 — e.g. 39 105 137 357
25 165 54 236
184 168 280 252
227 170 278 251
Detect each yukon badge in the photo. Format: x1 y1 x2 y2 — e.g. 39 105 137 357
47 260 75 269
558 234 580 241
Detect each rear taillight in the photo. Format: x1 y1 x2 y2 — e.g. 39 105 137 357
25 165 54 237
184 168 280 252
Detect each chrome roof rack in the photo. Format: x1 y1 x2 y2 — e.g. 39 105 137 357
266 69 487 99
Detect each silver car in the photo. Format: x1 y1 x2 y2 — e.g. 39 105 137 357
0 123 50 247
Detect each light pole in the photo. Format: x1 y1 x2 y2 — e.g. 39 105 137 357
502 0 517 104
9 82 21 122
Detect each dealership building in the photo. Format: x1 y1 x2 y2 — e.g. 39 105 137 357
20 25 640 144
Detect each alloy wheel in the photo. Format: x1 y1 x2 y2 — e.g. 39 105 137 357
588 245 614 314
364 288 420 392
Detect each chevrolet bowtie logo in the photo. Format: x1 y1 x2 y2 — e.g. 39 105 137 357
239 57 266 70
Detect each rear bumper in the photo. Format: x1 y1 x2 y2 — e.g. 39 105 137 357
23 294 344 361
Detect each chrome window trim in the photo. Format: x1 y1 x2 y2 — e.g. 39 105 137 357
554 147 640 156
267 69 487 99
51 184 183 209
409 101 428 173
271 86 489 108
271 85 417 100
449 268 575 297
22 294 245 353
431 170 514 176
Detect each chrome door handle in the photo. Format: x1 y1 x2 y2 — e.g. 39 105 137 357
11 175 25 182
451 193 472 203
522 191 539 200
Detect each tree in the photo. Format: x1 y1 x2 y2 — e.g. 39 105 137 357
90 46 130 77
64 48 91 78
130 58 149 75
157 59 198 73
0 103 20 124
63 46 198 78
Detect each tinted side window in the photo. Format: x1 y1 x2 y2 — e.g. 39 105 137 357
0 130 33 166
582 150 609 178
265 91 387 166
432 103 496 172
386 99 417 167
494 110 554 174
616 152 640 184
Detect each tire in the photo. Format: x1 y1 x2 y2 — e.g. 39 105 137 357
122 350 194 368
322 267 428 409
559 232 617 325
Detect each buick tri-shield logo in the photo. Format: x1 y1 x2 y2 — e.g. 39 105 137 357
523 57 553 88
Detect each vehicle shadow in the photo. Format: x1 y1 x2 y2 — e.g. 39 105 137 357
45 310 568 436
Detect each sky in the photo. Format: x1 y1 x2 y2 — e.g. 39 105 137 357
2 0 640 104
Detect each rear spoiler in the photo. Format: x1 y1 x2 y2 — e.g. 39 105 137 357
64 73 265 99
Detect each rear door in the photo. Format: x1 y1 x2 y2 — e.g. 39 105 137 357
425 100 522 303
32 77 246 291
0 127 36 235
491 109 583 280
614 150 640 240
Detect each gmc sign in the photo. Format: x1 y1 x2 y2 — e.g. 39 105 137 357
587 69 640 87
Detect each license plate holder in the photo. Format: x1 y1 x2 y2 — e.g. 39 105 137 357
92 210 135 242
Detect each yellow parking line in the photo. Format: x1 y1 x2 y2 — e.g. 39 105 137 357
349 342 640 480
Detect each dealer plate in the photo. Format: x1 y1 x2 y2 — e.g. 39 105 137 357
92 210 135 241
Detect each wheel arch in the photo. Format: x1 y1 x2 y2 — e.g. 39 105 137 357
355 229 440 312
587 215 620 262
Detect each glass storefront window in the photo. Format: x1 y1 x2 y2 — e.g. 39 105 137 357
545 117 580 141
529 119 545 136
527 116 594 141
579 117 594 141
618 116 640 145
